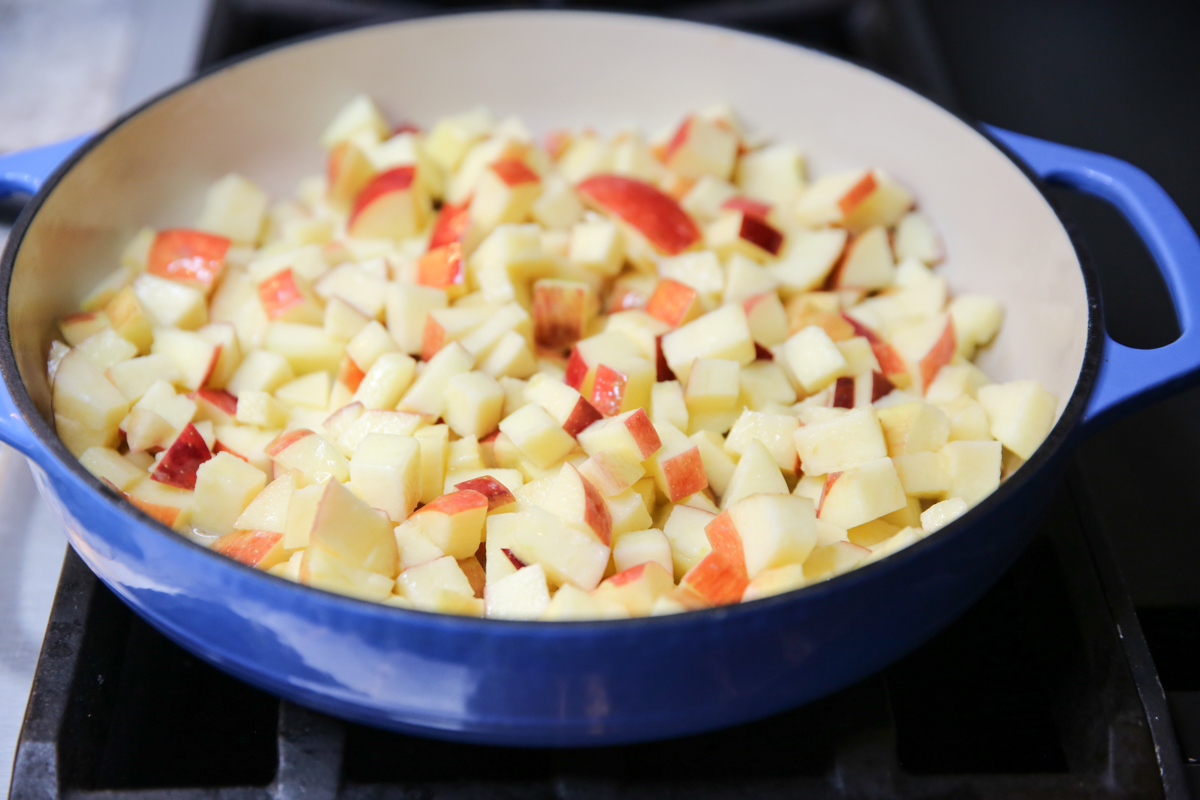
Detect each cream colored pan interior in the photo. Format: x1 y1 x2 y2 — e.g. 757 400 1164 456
10 11 1087 426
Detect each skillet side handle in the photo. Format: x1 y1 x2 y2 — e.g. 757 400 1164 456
986 126 1200 435
0 135 91 199
0 135 91 460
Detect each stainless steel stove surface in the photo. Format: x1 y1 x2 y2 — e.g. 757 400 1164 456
8 1 1200 798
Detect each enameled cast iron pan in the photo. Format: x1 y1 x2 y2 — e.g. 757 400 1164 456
3 11 1200 746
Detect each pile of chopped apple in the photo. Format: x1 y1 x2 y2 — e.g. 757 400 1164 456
49 96 1059 619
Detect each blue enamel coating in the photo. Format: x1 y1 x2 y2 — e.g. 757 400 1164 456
2 118 1198 744
0 134 90 199
986 126 1200 433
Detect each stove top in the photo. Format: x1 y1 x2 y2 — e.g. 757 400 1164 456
10 1 1200 798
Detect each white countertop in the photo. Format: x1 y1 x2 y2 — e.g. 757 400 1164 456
0 0 208 792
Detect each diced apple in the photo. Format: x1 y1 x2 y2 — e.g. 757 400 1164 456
213 530 288 570
532 279 595 351
58 312 111 347
742 292 789 348
104 287 155 352
481 563 549 619
266 428 349 485
235 390 288 429
132 273 207 330
792 406 887 477
150 423 212 490
150 328 219 391
77 327 138 373
397 342 473 418
976 380 1057 459
892 451 949 498
415 424 450 505
832 226 894 290
234 470 297 533
592 561 675 616
147 228 230 293
875 400 951 457
802 540 870 582
406 489 488 558
301 545 395 602
660 304 756 383
920 497 968 533
689 430 738 498
781 325 848 395
705 210 784 262
894 212 943 264
188 451 268 536
942 439 1002 505
610 528 673 575
662 115 738 180
452 474 518 513
524 372 603 437
650 380 689 432
817 457 906 530
720 438 788 509
729 493 817 578
684 358 740 413
539 463 612 545
304 478 398 575
443 371 505 439
742 564 809 601
567 217 624 276
79 446 145 491
396 556 481 614
385 283 448 355
470 157 542 233
226 349 295 397
794 169 877 227
889 313 956 392
842 171 914 234
725 410 799 473
644 279 702 329
542 583 629 620
53 349 130 435
678 511 748 606
736 143 806 205
576 174 701 256
576 408 662 464
504 505 611 591
345 433 421 522
644 422 707 502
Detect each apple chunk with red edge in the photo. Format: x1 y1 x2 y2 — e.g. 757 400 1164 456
150 423 212 490
348 166 428 240
592 561 675 616
147 229 230 293
507 506 611 591
729 493 817 579
678 510 749 606
212 530 288 570
645 422 708 502
539 463 613 546
523 373 603 437
644 278 703 328
817 456 907 530
576 174 701 256
407 489 489 558
533 279 595 351
576 407 662 462
454 475 516 512
470 157 542 233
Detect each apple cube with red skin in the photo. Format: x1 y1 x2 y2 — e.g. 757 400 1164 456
257 269 323 324
150 328 220 392
150 423 212 490
817 457 907 530
533 279 596 351
679 511 749 606
524 373 603 437
147 228 230 293
645 279 703 329
454 475 517 512
841 315 909 387
587 354 655 418
348 166 428 240
889 313 956 392
794 169 878 227
407 489 489 558
593 561 675 616
386 283 448 355
326 140 376 210
728 493 817 578
470 158 542 233
645 422 708 502
538 463 613 546
124 479 193 528
576 408 662 462
563 331 642 398
576 174 701 256
265 428 350 485
213 530 288 570
578 447 646 498
705 210 784 262
662 115 738 180
611 528 673 576
417 244 467 299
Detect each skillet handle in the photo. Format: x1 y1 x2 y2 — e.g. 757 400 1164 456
0 135 91 460
986 126 1200 434
0 135 90 199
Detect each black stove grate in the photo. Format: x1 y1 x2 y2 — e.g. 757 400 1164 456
8 476 1188 799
